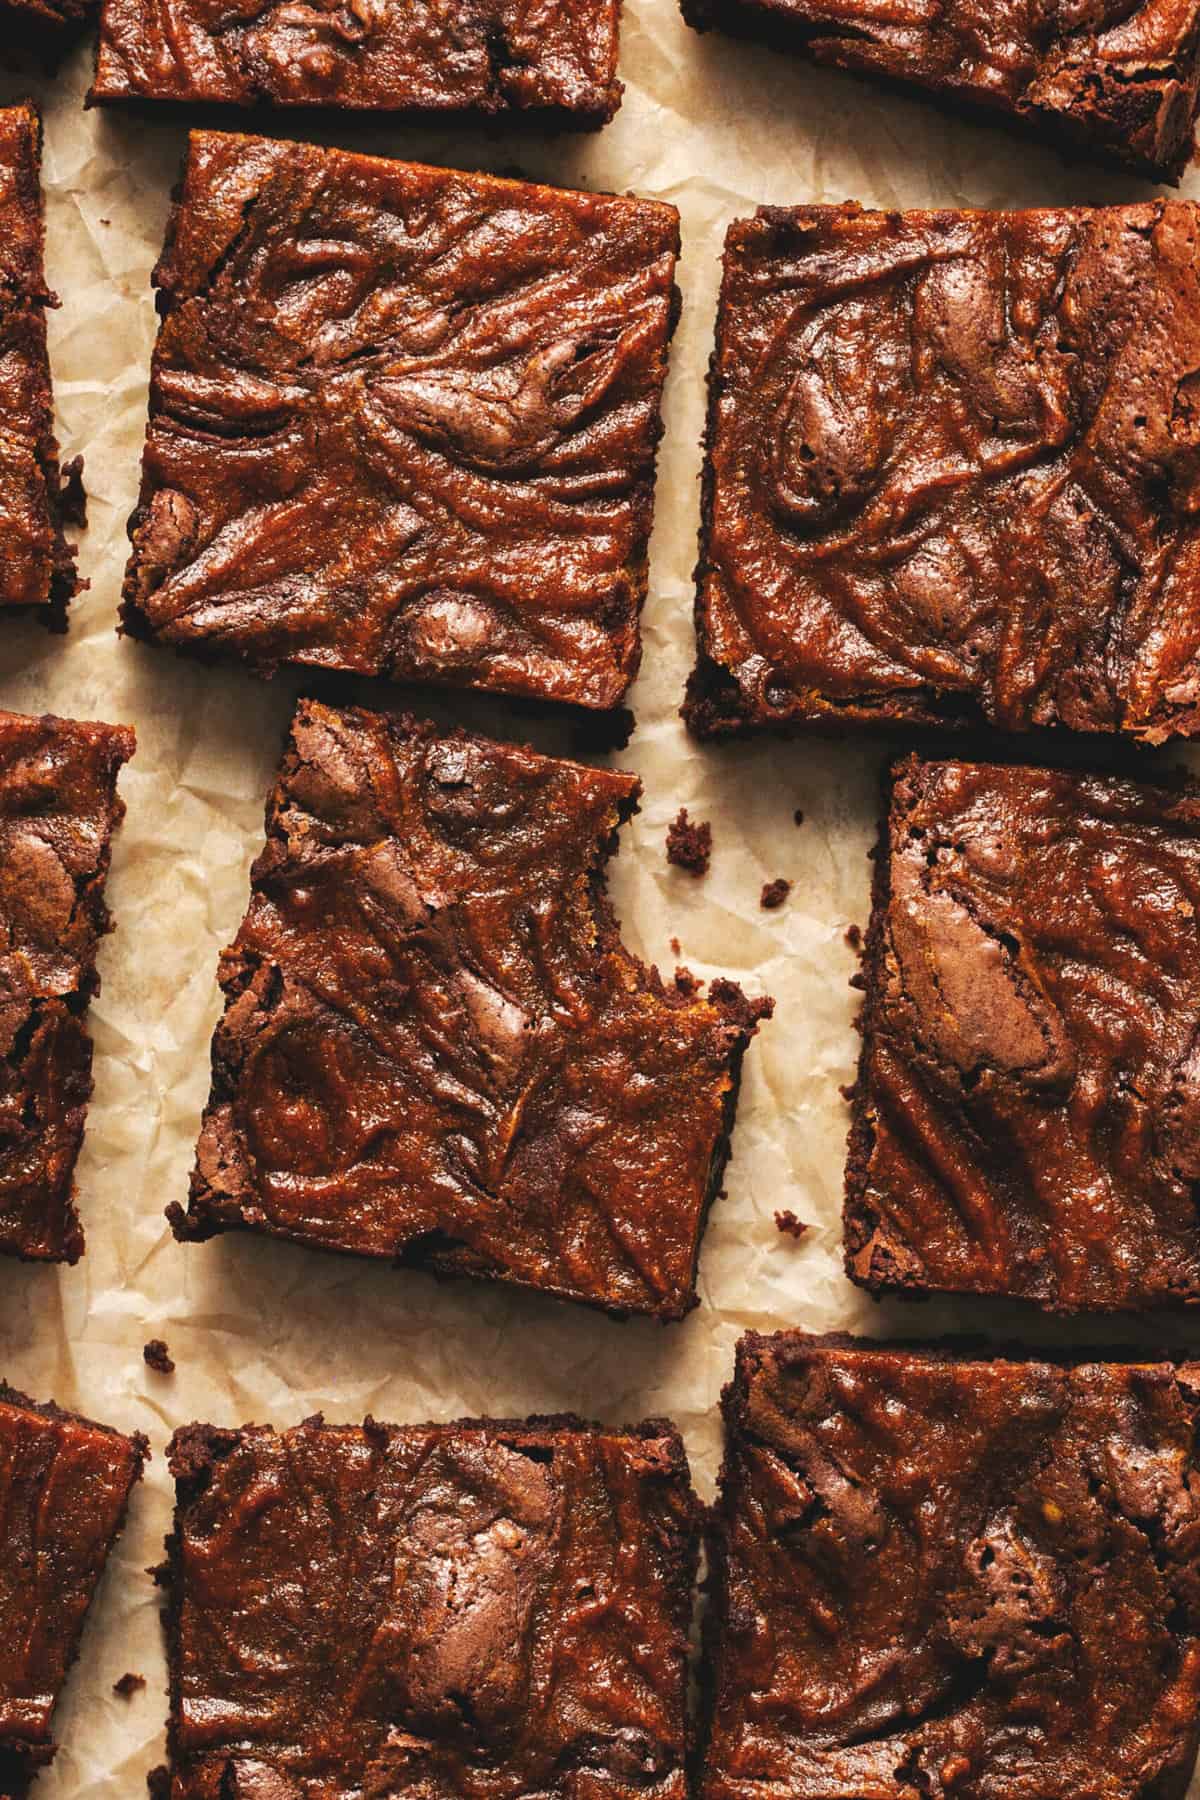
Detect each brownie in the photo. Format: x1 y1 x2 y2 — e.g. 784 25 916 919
0 1382 147 1797
119 131 679 713
701 1331 1200 1800
0 709 134 1263
685 201 1200 746
845 754 1200 1314
0 105 78 626
163 1412 698 1800
679 0 1200 182
91 0 621 118
171 699 770 1318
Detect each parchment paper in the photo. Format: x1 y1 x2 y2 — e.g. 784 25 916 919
1 20 1198 1794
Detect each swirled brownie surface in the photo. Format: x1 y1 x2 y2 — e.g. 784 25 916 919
0 105 78 623
686 202 1200 745
173 699 770 1318
163 1413 697 1800
847 755 1200 1312
120 132 679 712
679 0 1200 180
0 1383 147 1797
702 1333 1200 1800
91 0 622 117
0 709 134 1263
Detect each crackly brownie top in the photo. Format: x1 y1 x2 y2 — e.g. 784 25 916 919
689 202 1200 743
92 0 621 115
0 710 134 1262
849 755 1200 1312
166 1415 697 1800
704 1333 1200 1800
180 699 766 1316
0 1383 147 1768
121 132 679 711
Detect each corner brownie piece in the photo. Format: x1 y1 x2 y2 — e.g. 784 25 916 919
163 1412 698 1800
846 754 1200 1313
91 0 621 119
679 0 1200 182
685 201 1200 746
172 699 770 1318
119 131 679 713
0 105 78 625
0 710 134 1263
702 1332 1200 1800
0 1383 147 1797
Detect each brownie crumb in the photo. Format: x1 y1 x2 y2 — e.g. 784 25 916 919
760 878 791 910
666 808 712 876
839 1081 856 1102
849 972 866 990
774 1209 809 1239
670 936 681 956
674 966 702 998
114 1672 145 1698
143 1338 174 1374
59 454 86 528
793 809 804 826
147 1766 170 1800
845 922 862 950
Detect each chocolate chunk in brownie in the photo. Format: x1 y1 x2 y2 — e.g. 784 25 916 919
172 699 771 1319
120 131 679 713
679 0 1200 181
666 808 712 875
0 1384 147 1795
164 1413 698 1800
0 710 134 1262
847 754 1200 1313
686 202 1200 746
702 1331 1200 1800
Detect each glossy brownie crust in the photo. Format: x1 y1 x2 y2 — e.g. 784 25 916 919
120 131 679 712
686 202 1200 745
846 755 1200 1313
0 105 78 625
91 0 622 117
0 1383 147 1797
174 699 769 1317
679 0 1200 181
163 1413 698 1800
0 710 134 1263
701 1332 1200 1800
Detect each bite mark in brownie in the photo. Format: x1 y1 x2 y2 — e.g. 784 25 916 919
701 1332 1200 1800
847 754 1200 1313
0 709 134 1262
172 699 771 1319
686 201 1200 745
0 1383 147 1797
120 131 680 713
163 1412 698 1800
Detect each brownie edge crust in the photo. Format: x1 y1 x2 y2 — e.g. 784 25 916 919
700 1332 1200 1800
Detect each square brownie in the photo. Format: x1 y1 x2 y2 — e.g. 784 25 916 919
679 0 1200 182
846 754 1200 1314
171 699 770 1318
0 709 134 1263
91 0 622 119
0 1383 147 1797
0 104 79 625
685 201 1200 746
163 1412 698 1800
119 131 680 713
702 1331 1200 1800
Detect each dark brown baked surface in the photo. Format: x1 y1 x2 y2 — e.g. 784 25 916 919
0 104 78 625
679 0 1200 181
0 709 134 1264
173 698 770 1318
846 754 1200 1313
0 1382 147 1797
90 0 622 117
685 201 1200 745
119 131 679 712
701 1331 1200 1800
164 1412 698 1800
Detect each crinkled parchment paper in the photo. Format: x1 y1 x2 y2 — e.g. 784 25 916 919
1 20 1198 1795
